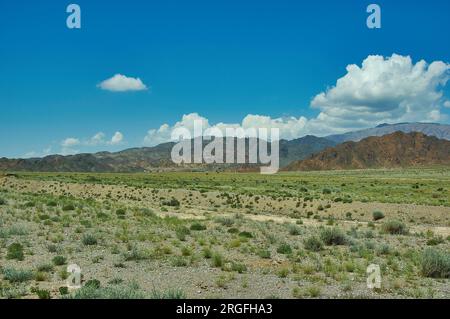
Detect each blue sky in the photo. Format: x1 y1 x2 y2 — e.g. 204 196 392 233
1 0 449 157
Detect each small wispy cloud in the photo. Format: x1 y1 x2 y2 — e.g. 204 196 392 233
98 74 148 92
109 131 124 145
23 146 52 159
61 137 80 148
59 132 125 155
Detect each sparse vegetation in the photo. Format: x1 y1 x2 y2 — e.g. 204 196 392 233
82 234 98 246
421 248 450 278
52 255 67 266
320 227 348 245
6 243 25 261
0 169 448 299
304 236 324 251
2 268 33 283
382 220 408 235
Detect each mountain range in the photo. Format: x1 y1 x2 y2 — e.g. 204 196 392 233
1 122 449 172
0 136 335 172
284 131 450 171
326 122 450 143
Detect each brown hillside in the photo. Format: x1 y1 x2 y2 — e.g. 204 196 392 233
284 132 450 171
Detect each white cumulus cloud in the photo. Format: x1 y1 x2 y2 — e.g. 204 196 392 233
142 54 450 145
143 112 309 146
310 54 450 130
110 131 124 145
98 74 148 92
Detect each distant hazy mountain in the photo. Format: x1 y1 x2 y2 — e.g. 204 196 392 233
326 123 450 143
284 132 450 171
3 123 450 173
0 136 335 172
279 135 336 167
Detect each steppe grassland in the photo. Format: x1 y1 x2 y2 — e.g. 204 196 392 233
0 168 449 299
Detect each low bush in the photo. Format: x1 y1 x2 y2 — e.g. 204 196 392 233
382 220 408 235
2 268 33 283
421 248 450 278
277 243 292 255
212 252 224 268
190 222 206 231
62 204 75 211
52 255 67 266
82 234 98 246
6 243 24 261
320 227 348 245
288 225 301 236
258 249 271 259
372 211 385 221
303 236 324 251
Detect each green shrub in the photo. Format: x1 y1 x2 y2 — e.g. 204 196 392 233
116 209 126 218
59 287 69 295
372 211 385 221
58 269 69 280
421 248 450 278
303 236 324 251
62 204 75 211
82 234 98 246
39 214 50 221
2 268 33 283
427 236 444 246
382 220 408 235
65 285 146 299
85 279 101 289
47 201 58 207
181 246 192 256
277 243 292 255
212 252 224 267
320 227 348 245
288 225 301 236
24 201 35 207
215 217 234 227
190 222 206 231
277 268 289 278
377 244 391 255
258 249 271 259
35 288 51 299
34 271 48 281
52 255 67 266
0 197 6 205
202 247 212 259
171 256 188 267
96 212 109 220
139 208 156 217
150 288 186 299
306 285 321 297
238 231 253 239
123 246 149 261
162 198 180 207
37 264 54 272
231 262 247 273
342 197 353 204
6 243 24 260
175 226 191 241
